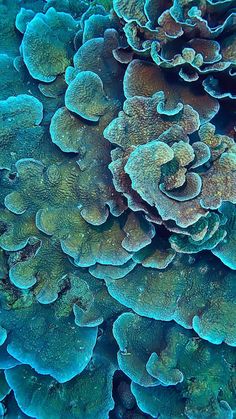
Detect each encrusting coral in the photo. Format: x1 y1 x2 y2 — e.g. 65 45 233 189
0 0 236 417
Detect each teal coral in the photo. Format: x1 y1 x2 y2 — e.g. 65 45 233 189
0 0 236 417
115 313 236 417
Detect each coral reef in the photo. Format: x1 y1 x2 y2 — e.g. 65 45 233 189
0 0 236 417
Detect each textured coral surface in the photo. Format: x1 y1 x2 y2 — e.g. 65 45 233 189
0 0 236 418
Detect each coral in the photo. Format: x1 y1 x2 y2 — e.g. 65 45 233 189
50 106 126 225
104 93 200 149
116 0 236 88
107 253 236 346
0 371 10 401
0 392 30 418
15 8 35 34
0 0 22 56
114 313 236 417
0 54 26 100
5 359 115 419
169 212 227 254
0 95 43 170
8 239 75 304
37 208 133 267
21 8 79 82
44 0 89 17
0 289 98 383
0 0 236 417
124 60 220 123
89 259 137 280
65 70 111 121
212 202 236 269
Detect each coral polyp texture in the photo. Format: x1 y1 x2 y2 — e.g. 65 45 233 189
0 0 236 417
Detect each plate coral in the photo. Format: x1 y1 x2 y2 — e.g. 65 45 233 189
0 0 236 418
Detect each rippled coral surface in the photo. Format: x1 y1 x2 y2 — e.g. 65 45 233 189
0 0 236 417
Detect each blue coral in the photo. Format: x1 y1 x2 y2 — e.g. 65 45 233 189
0 0 236 417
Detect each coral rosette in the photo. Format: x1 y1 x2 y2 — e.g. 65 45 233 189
0 0 236 417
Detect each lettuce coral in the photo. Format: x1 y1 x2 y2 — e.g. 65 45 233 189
0 0 236 417
115 313 236 417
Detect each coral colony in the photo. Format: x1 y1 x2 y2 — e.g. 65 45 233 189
0 0 236 417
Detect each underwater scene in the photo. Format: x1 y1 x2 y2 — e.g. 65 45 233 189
0 0 236 417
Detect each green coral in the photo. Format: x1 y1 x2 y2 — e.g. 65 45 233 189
0 95 43 170
50 106 126 225
0 0 236 416
6 358 115 419
106 253 236 345
114 313 236 418
0 294 98 382
21 7 79 82
104 93 200 149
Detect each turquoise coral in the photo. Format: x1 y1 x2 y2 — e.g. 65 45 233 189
0 0 236 417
